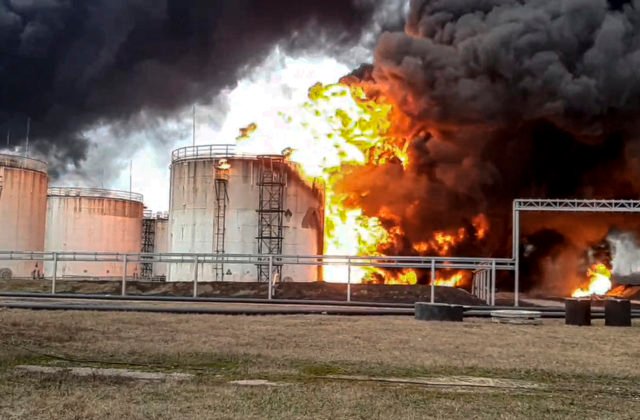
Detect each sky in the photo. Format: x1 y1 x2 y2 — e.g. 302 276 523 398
58 48 353 211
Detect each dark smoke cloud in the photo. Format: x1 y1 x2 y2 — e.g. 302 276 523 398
0 0 395 177
342 0 640 287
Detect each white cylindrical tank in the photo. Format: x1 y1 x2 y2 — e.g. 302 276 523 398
0 154 48 278
44 188 144 278
168 145 324 282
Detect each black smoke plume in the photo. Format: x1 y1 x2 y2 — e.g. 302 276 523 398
342 0 640 290
0 0 396 177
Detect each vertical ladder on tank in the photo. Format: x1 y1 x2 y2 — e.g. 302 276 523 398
141 215 155 279
256 156 286 283
214 160 230 282
0 167 3 199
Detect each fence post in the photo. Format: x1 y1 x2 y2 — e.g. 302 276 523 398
193 255 199 298
491 260 496 306
347 258 352 302
485 271 490 304
51 252 58 295
121 254 128 296
430 259 436 304
267 256 273 300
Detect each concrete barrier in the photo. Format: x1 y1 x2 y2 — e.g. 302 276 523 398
415 302 464 322
605 299 631 327
565 298 591 326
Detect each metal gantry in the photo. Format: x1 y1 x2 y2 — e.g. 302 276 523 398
514 199 640 212
256 156 286 283
512 198 640 306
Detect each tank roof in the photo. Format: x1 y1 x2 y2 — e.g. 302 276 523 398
0 153 47 174
171 144 285 164
48 187 144 203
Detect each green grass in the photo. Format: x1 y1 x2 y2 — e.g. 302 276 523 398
1 310 640 419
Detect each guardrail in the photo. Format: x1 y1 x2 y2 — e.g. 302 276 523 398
0 251 514 304
171 144 239 162
143 210 169 219
0 153 48 173
48 187 144 203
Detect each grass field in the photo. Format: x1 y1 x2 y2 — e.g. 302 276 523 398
1 310 639 419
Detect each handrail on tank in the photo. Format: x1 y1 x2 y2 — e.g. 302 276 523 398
48 187 144 203
144 210 169 219
171 144 238 162
0 153 48 173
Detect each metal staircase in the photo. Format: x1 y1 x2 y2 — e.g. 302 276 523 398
141 214 155 278
256 156 286 282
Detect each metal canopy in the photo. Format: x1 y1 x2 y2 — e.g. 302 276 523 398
514 199 640 212
512 198 640 306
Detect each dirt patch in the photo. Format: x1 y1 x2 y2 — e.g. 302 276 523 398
324 375 543 391
15 365 193 381
229 379 289 387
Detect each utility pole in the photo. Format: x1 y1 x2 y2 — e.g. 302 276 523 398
192 105 196 147
129 160 132 199
24 117 30 157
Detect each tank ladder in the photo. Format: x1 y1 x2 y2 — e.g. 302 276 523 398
256 156 286 283
141 216 155 279
214 161 230 281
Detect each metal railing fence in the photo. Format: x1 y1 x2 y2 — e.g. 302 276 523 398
0 251 514 303
48 187 144 203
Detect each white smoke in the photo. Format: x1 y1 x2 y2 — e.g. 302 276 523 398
608 231 640 275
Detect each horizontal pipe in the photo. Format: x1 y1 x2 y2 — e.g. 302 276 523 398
0 302 413 316
0 251 515 264
2 301 639 319
2 293 637 314
0 292 414 308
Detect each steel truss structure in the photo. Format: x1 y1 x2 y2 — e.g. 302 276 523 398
256 156 286 282
512 198 640 306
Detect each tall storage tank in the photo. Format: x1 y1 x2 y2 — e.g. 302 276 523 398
0 154 48 279
168 145 324 282
44 188 144 278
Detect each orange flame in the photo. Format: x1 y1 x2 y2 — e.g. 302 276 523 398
411 214 488 257
432 271 467 288
239 80 487 285
236 123 258 141
472 214 489 240
571 263 612 298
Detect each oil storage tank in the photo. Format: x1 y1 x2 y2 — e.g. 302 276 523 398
168 145 324 282
44 187 144 278
0 154 48 279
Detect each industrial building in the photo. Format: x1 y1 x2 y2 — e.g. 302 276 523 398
141 211 169 279
168 145 324 282
0 153 48 279
44 187 144 278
